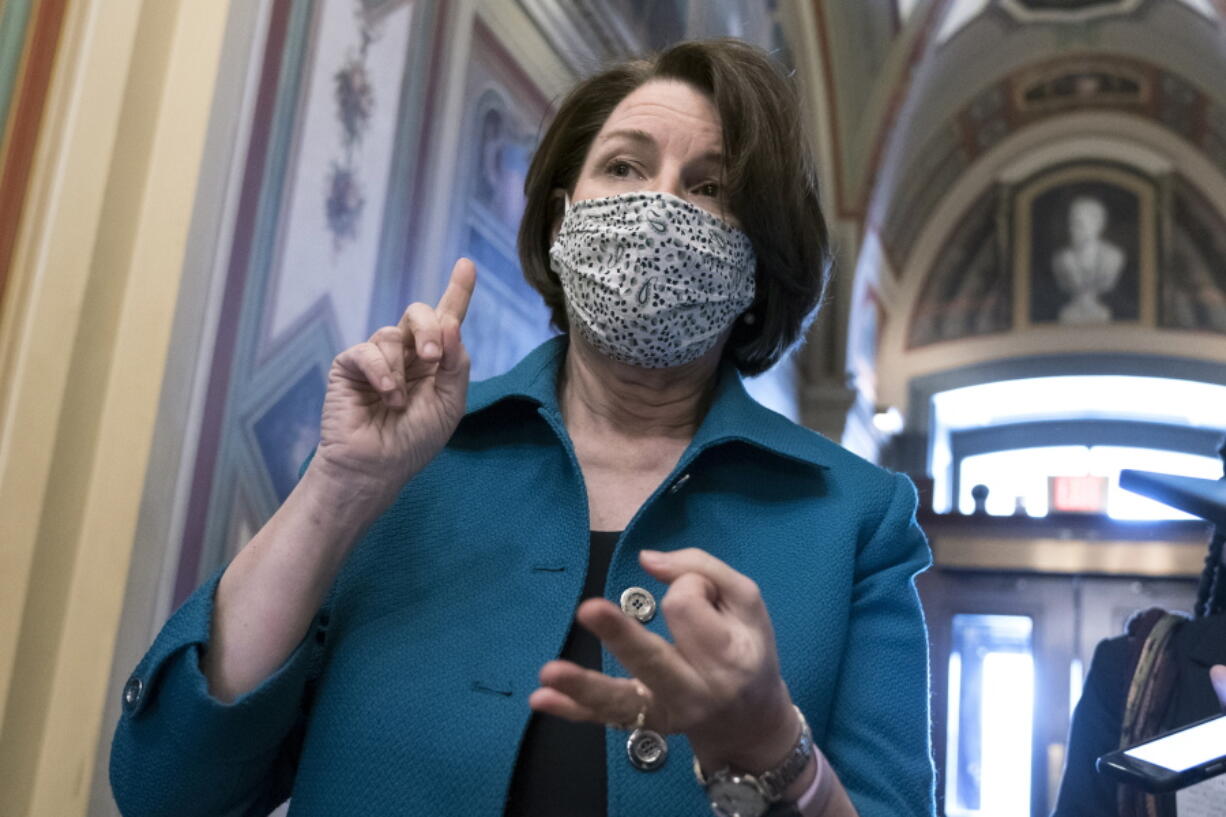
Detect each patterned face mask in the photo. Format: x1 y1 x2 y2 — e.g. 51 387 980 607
549 191 757 369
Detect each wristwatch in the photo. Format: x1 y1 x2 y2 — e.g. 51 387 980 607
693 706 814 817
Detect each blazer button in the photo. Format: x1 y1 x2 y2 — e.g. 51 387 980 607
122 675 143 711
620 587 656 623
626 728 668 771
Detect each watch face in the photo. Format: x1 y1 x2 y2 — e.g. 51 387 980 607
708 779 769 817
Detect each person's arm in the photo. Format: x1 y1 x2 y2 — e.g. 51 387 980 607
814 473 936 817
203 260 475 701
110 261 476 817
200 463 389 702
108 562 325 817
109 462 408 817
529 472 933 817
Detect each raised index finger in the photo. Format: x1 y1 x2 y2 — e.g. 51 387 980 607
437 258 476 323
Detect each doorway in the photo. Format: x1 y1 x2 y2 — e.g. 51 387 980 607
918 569 1196 816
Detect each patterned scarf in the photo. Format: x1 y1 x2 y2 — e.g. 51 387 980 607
1117 608 1186 817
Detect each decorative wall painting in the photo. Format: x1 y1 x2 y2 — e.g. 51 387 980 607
908 187 1011 348
174 0 434 601
252 366 328 502
455 21 555 381
1163 177 1226 334
261 0 416 359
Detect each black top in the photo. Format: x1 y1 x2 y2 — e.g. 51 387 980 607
503 530 621 817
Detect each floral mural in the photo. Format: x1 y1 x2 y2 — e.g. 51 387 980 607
326 4 380 251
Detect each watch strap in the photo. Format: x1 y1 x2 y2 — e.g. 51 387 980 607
694 706 814 803
766 749 825 817
758 708 813 800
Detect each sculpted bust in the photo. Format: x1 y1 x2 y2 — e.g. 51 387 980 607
1051 196 1125 324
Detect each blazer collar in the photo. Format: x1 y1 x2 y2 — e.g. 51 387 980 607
465 336 829 470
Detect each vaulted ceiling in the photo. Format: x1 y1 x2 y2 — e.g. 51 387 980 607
786 0 1226 439
802 0 1226 234
868 0 1226 254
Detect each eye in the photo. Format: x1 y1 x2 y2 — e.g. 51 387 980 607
695 181 720 198
606 160 636 179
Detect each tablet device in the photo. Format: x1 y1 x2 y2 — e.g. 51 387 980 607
1097 713 1226 793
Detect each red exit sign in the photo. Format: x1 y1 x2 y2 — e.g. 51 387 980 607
1049 475 1109 513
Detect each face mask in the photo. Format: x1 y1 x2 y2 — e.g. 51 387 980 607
548 191 757 369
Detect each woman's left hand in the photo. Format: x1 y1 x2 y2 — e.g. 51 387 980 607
528 548 801 774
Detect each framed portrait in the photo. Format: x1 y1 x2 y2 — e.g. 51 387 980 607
1013 165 1155 329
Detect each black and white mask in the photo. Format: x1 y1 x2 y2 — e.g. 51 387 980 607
549 191 757 369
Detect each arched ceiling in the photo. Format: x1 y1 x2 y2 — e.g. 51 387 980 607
784 0 1226 442
793 0 1226 231
865 0 1226 264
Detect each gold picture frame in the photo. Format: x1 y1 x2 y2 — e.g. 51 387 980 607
1013 164 1156 330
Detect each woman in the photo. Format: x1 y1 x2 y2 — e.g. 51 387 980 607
111 39 934 817
1053 458 1226 817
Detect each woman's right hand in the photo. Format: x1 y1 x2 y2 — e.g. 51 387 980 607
310 258 476 503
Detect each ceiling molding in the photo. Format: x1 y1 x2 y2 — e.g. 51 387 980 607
873 53 1225 268
798 0 946 219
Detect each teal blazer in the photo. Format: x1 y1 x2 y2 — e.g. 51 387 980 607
110 336 936 816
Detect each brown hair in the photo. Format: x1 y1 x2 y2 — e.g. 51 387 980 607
517 38 831 376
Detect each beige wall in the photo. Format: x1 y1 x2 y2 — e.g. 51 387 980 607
0 1 233 814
